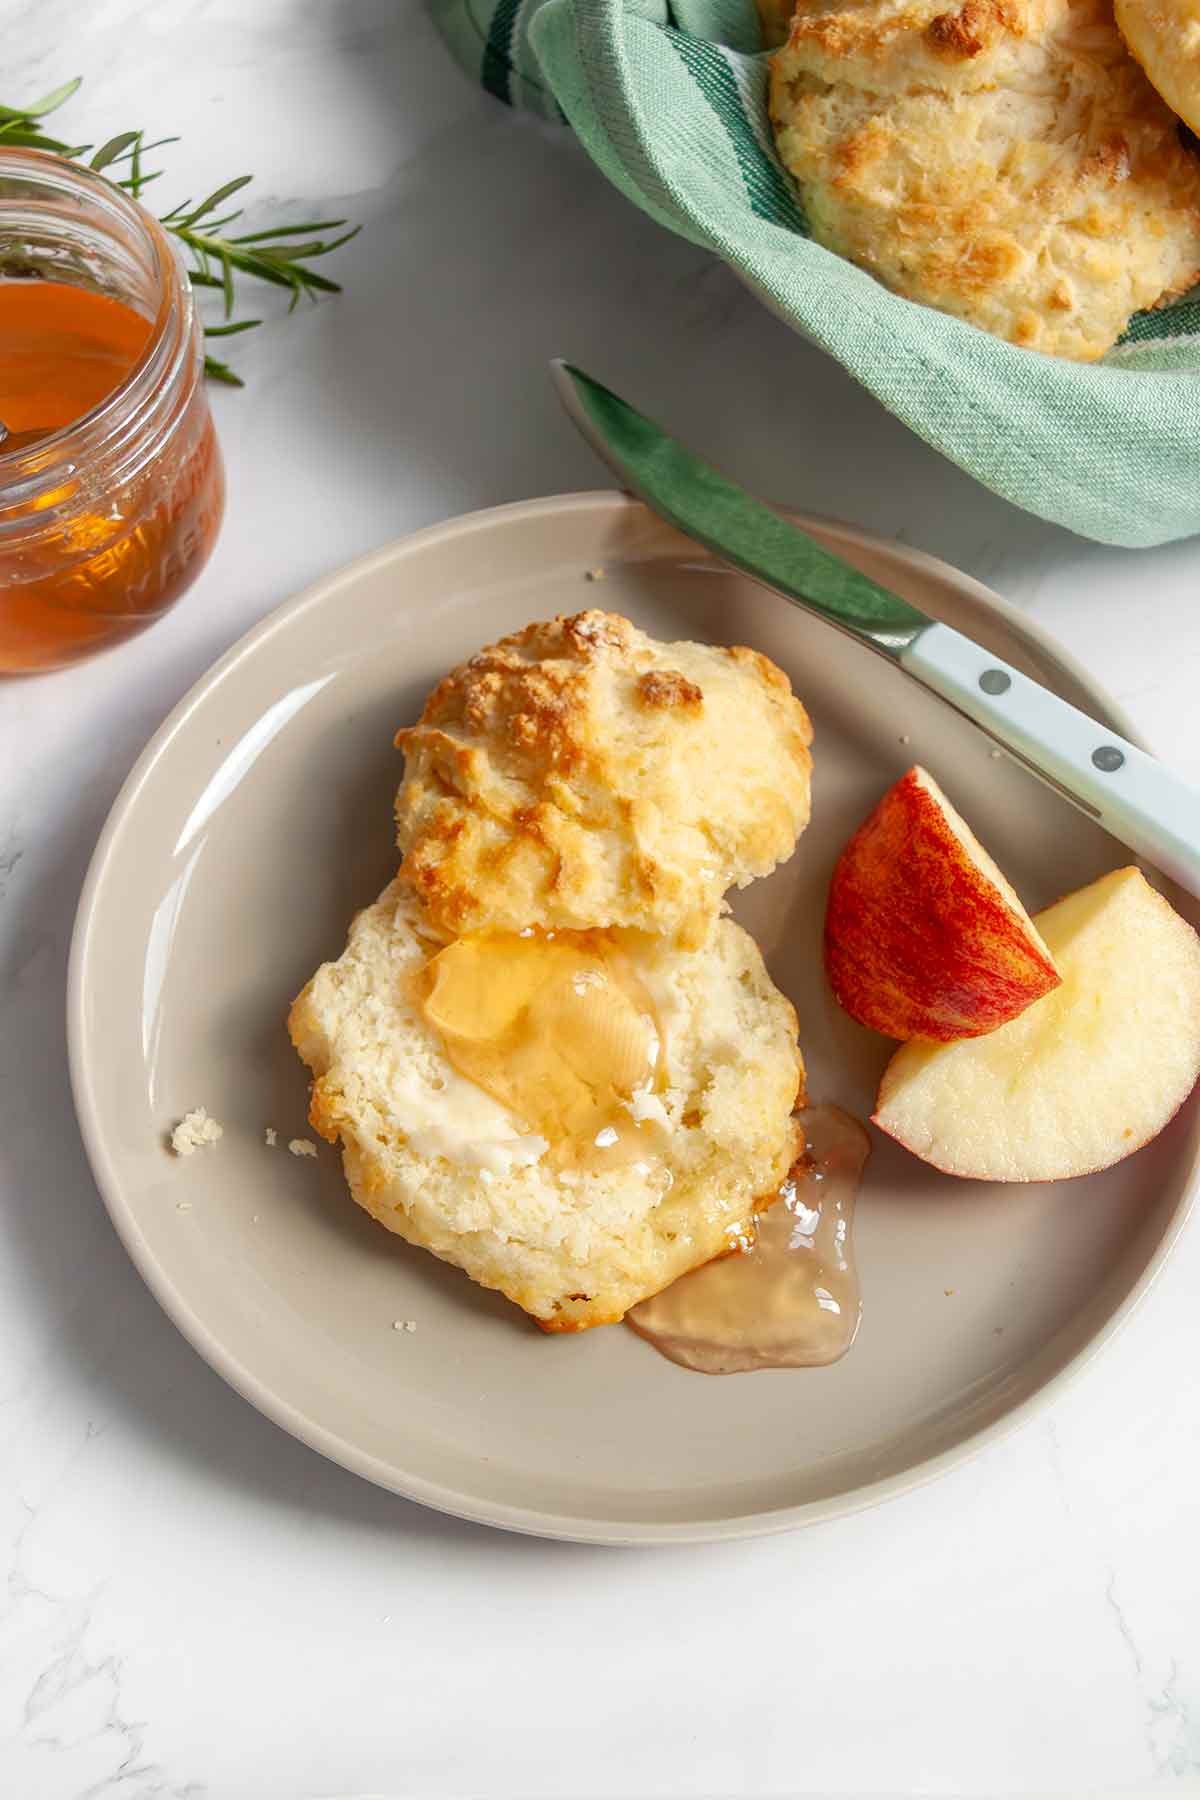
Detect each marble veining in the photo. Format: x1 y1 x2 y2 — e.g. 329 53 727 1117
2 1 1200 1796
7 1491 198 1798
1105 1574 1199 1779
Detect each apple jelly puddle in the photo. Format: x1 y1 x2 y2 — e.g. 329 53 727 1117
628 1104 871 1374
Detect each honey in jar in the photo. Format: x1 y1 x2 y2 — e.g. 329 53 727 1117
0 150 224 672
0 281 152 435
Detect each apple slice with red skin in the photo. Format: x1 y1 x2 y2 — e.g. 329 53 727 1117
874 866 1200 1181
824 765 1060 1041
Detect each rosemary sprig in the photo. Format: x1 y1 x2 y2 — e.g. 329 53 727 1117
0 78 359 386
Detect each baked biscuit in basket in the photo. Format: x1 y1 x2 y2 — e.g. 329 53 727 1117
288 879 805 1331
395 610 813 947
768 0 1200 359
1115 0 1200 135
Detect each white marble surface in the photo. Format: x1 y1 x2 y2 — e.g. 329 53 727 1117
2 2 1200 1795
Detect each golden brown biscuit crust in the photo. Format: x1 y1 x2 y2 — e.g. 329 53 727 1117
1115 0 1200 136
395 610 813 946
769 0 1200 360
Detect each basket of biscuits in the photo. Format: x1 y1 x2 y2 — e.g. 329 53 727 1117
435 0 1200 546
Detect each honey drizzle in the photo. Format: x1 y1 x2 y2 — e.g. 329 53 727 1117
627 1104 871 1374
419 929 669 1171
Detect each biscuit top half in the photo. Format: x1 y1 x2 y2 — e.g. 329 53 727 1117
395 609 813 946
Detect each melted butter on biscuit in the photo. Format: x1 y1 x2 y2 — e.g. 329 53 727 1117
421 930 669 1169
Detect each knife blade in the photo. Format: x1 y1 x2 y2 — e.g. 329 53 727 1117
551 359 1200 898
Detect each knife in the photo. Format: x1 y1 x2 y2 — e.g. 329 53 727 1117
551 359 1200 898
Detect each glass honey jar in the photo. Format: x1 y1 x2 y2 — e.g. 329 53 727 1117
0 149 224 672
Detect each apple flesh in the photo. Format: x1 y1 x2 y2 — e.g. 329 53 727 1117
874 867 1200 1182
825 765 1061 1040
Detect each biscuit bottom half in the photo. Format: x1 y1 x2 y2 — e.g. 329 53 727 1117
288 880 805 1330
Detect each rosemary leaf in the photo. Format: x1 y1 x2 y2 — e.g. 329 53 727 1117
0 125 87 153
133 134 180 156
0 76 81 121
253 229 359 262
203 354 245 387
117 168 164 195
181 175 253 228
229 220 351 243
90 130 141 171
0 78 358 386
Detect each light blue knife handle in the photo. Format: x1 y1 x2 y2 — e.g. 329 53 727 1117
904 623 1200 894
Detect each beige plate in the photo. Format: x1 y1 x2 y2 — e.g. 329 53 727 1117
68 493 1199 1545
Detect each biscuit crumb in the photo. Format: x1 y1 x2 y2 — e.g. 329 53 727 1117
170 1108 223 1157
584 566 606 582
392 1319 418 1333
990 748 1003 760
288 1137 318 1158
944 1287 956 1296
265 1126 278 1147
899 734 911 745
176 1201 192 1213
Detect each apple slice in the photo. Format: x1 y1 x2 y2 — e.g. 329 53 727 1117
825 765 1060 1040
874 867 1200 1182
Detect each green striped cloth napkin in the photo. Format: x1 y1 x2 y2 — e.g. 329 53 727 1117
433 0 1200 547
